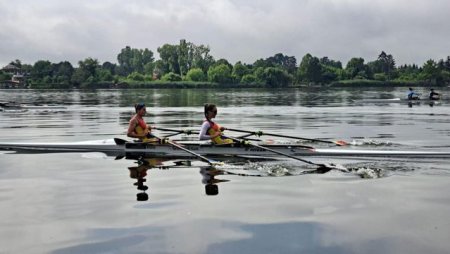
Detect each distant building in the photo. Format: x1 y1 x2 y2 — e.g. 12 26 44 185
2 64 21 74
1 64 27 88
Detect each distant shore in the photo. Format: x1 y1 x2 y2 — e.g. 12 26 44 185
2 79 446 90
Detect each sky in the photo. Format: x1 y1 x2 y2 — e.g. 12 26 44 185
1 0 449 67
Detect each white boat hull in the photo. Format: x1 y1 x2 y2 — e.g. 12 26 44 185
1 139 450 158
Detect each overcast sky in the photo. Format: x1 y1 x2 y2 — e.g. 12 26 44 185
1 0 449 67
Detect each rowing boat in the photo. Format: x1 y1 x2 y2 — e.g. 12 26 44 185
352 98 442 104
1 139 449 158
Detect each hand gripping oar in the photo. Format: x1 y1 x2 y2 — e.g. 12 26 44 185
226 128 348 146
227 137 343 171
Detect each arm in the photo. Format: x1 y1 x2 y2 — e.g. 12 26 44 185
127 117 146 138
198 121 221 140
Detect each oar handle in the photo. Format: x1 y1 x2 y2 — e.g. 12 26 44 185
153 127 198 135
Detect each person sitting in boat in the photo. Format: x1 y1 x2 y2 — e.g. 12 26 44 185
199 103 234 145
407 87 420 100
429 88 440 100
127 103 159 142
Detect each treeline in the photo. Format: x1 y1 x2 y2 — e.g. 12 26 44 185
2 39 450 88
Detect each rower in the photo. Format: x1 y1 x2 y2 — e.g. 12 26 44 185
429 88 440 100
127 103 159 143
407 87 420 100
199 103 233 145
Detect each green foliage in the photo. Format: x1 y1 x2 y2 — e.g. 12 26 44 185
127 72 145 81
241 74 257 84
345 57 371 79
0 71 12 81
263 67 292 87
420 59 440 84
117 46 154 75
207 64 232 83
185 68 206 82
298 54 323 83
161 72 182 82
6 42 450 88
374 73 387 81
232 62 248 82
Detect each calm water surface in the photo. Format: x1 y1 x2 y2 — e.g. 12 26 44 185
1 87 449 254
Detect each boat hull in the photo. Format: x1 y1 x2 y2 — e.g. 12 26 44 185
1 139 450 158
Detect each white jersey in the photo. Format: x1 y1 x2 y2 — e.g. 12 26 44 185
199 121 212 140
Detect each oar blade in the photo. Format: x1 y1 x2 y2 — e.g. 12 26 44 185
114 138 128 145
334 140 349 146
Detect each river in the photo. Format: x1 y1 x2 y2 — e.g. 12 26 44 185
1 87 449 254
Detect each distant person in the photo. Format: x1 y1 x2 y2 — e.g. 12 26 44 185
127 103 158 142
429 88 440 100
199 103 233 144
407 87 420 100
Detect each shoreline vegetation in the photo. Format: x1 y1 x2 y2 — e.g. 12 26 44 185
1 39 449 89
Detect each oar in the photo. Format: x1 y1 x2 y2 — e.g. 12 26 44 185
227 136 343 171
226 128 348 146
154 127 262 141
114 137 221 166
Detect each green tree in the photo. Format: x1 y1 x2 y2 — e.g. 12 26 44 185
232 61 248 82
185 68 206 81
127 72 145 81
207 64 232 83
266 53 297 74
117 46 154 75
345 57 370 79
263 67 292 87
241 74 256 84
161 72 182 82
420 59 440 84
298 54 323 83
31 60 53 82
158 44 180 75
53 61 74 84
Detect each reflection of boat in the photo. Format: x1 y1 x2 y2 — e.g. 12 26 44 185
1 139 450 158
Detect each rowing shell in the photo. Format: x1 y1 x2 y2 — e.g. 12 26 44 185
352 98 442 104
1 139 450 158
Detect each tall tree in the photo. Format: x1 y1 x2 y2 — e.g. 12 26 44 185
298 54 322 83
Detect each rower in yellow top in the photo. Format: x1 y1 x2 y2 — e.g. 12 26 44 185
127 103 159 143
199 103 234 145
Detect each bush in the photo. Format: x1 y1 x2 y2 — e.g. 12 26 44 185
185 68 206 81
161 72 182 82
241 74 256 84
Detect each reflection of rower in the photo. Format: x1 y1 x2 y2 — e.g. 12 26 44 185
128 159 152 201
200 166 230 196
407 87 420 100
429 88 440 100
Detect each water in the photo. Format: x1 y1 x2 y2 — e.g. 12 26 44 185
1 87 450 254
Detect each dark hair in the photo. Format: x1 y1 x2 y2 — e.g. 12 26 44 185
204 103 217 118
135 103 145 113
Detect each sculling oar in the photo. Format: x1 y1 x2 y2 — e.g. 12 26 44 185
114 137 222 166
226 136 344 171
153 127 262 141
226 128 349 146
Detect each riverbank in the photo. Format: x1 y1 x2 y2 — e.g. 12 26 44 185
2 79 447 89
